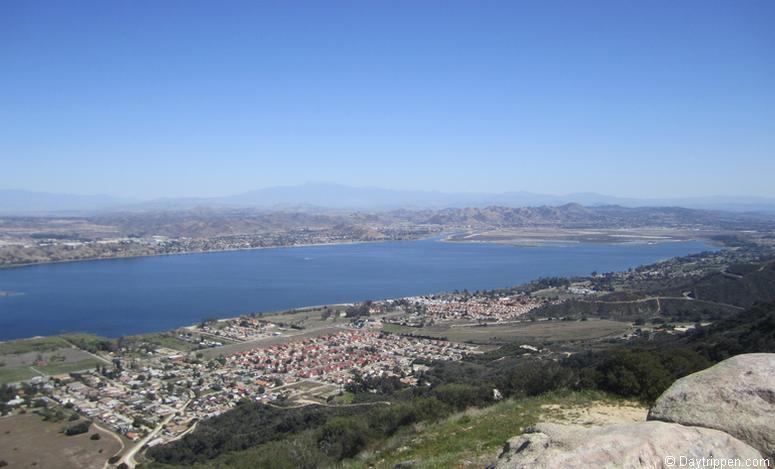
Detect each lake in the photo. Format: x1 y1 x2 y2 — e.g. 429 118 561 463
0 239 713 340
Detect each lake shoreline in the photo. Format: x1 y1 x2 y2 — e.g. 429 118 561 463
1 231 722 271
0 239 392 271
0 239 716 341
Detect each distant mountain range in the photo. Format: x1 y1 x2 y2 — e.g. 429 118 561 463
0 189 134 215
2 183 775 215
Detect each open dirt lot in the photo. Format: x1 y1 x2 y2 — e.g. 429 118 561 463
199 326 346 359
0 413 122 469
383 318 632 344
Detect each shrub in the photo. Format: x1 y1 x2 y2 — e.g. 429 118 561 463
65 420 91 436
317 417 370 459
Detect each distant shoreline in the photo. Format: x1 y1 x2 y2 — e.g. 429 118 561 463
0 238 391 271
0 227 728 271
0 234 715 271
442 237 696 247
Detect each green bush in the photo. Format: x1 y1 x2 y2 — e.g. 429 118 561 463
65 420 91 436
317 416 370 459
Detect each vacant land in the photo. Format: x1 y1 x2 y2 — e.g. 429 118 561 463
198 326 346 359
0 343 100 385
36 358 102 375
0 413 122 469
382 318 632 345
124 332 201 353
259 304 352 328
0 336 72 355
0 366 40 384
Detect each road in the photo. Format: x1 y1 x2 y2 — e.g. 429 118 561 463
119 398 191 468
92 420 125 469
265 399 391 409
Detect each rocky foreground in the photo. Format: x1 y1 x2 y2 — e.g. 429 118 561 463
496 353 775 468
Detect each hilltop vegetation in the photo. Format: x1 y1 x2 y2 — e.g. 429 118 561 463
664 262 775 308
526 254 775 324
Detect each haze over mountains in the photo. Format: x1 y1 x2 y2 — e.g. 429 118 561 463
2 183 775 215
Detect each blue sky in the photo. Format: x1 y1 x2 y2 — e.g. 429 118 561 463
1 1 774 199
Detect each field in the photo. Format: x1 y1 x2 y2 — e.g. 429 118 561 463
198 326 345 359
382 318 633 345
0 366 40 384
0 330 204 384
342 391 646 469
124 332 202 353
36 358 103 375
196 310 632 361
0 342 102 385
260 304 352 328
0 336 72 355
0 413 122 469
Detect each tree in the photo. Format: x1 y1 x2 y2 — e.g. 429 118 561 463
65 420 91 436
317 417 369 459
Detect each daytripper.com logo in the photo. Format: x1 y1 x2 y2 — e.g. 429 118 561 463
664 456 771 467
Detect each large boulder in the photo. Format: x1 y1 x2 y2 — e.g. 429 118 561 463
495 421 763 469
648 353 775 459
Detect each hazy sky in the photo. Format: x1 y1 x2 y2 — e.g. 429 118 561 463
1 1 774 199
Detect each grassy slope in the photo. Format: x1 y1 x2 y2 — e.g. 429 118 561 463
340 391 643 469
0 336 72 354
0 365 41 383
143 391 641 469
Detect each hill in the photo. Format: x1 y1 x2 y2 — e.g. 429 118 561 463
4 184 775 214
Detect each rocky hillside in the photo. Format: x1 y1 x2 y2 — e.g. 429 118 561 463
496 353 774 468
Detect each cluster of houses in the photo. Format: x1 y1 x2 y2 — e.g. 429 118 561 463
48 369 189 441
228 330 477 387
391 294 554 325
194 316 280 342
30 329 476 446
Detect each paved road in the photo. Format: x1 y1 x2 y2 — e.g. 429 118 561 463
120 398 191 468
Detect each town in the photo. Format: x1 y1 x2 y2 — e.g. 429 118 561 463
5 320 479 455
0 286 579 462
388 294 557 326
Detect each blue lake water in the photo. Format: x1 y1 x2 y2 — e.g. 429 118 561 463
0 239 713 340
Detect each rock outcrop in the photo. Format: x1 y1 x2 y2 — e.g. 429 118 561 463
495 421 762 469
648 353 775 459
496 353 775 468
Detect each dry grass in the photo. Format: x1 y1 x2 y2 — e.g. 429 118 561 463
340 391 647 469
0 413 122 469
